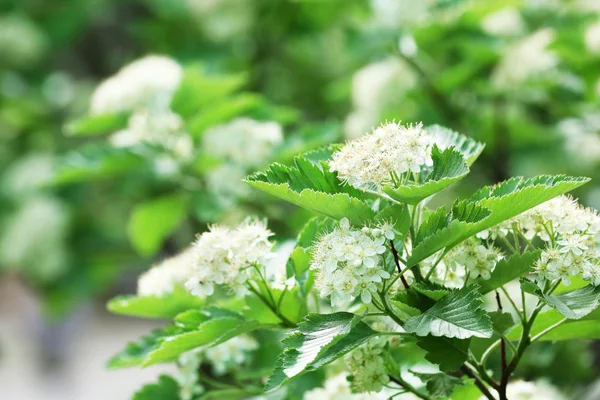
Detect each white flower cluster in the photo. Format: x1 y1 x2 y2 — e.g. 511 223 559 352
492 28 557 87
484 195 600 286
345 58 417 139
176 335 257 399
330 122 433 191
90 55 183 115
479 380 566 400
204 335 258 375
0 15 46 67
345 339 390 393
312 218 394 306
303 373 394 400
136 248 196 297
558 114 600 165
585 20 600 54
423 239 502 288
481 7 525 37
185 219 275 297
202 118 283 204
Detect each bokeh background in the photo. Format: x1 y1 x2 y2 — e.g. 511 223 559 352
2 0 600 398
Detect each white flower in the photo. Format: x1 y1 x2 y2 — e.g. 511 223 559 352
312 218 394 306
185 219 275 296
481 7 525 37
204 335 258 375
585 20 600 54
303 373 394 400
90 55 182 115
558 115 600 165
330 121 433 190
202 118 283 168
137 247 197 297
492 28 557 87
205 164 252 207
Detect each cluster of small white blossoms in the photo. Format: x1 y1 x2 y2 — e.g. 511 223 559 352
303 373 394 400
136 248 196 297
330 122 434 191
176 335 258 400
90 55 183 115
344 338 390 393
585 20 600 55
482 195 600 286
481 7 525 37
492 28 557 87
558 114 600 165
345 58 416 139
184 219 275 297
204 335 258 375
311 218 395 306
202 118 283 204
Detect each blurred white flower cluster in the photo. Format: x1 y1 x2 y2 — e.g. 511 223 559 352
202 118 283 206
0 15 47 68
302 373 394 400
185 219 275 297
558 114 600 165
136 247 196 297
331 122 433 191
312 218 395 306
481 7 525 37
177 335 258 400
345 58 417 139
91 55 192 165
479 380 565 400
186 0 255 43
492 28 557 87
484 195 600 285
425 238 503 288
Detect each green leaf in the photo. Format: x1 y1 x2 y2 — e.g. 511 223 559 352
188 93 263 137
65 112 128 136
374 203 411 237
132 375 179 400
409 175 589 266
265 312 377 392
489 311 516 334
412 282 450 301
127 194 188 257
171 67 247 117
52 144 147 185
543 285 600 320
478 251 541 294
142 309 274 366
416 336 470 372
246 152 375 226
382 147 469 205
404 286 493 339
412 371 463 398
107 326 182 369
107 287 204 319
537 320 600 341
427 125 485 166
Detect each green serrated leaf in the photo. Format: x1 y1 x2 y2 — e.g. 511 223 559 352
416 336 471 372
246 154 374 225
107 326 181 369
543 285 600 320
479 251 541 294
127 193 188 257
412 282 450 301
107 287 204 319
520 277 541 295
427 125 485 166
132 375 180 400
412 371 463 398
265 312 377 392
409 175 589 266
383 147 469 205
374 203 411 237
489 311 516 334
404 286 493 339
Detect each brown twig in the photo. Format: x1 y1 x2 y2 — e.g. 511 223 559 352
390 240 410 289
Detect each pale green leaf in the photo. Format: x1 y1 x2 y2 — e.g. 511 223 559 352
127 194 188 257
65 112 128 136
382 147 469 205
427 124 485 166
132 375 179 400
404 286 493 339
107 287 204 319
543 285 600 320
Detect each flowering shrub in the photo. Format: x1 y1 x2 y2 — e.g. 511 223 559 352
107 121 598 399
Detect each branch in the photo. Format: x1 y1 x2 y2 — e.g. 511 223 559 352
460 366 496 400
390 240 410 289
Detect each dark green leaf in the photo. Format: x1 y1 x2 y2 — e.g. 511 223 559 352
416 336 471 372
479 251 541 294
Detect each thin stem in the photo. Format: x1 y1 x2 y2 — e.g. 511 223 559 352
424 249 449 280
499 286 526 324
390 240 410 289
388 374 432 400
531 317 567 342
246 283 296 328
379 291 404 326
495 291 508 391
276 286 289 312
460 366 496 400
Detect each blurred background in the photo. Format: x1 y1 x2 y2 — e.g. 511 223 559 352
2 0 600 398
